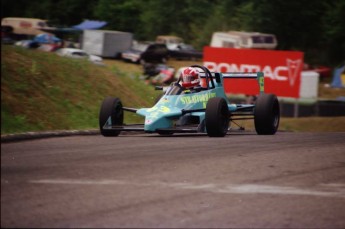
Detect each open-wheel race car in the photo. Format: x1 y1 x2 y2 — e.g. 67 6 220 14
99 65 280 137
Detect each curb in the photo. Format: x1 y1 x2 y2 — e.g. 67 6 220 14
1 128 278 143
1 129 100 143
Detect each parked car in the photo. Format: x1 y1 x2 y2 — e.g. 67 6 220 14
121 42 169 64
14 40 40 48
1 37 15 45
55 48 104 65
169 43 203 60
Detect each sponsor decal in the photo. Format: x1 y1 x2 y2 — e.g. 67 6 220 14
145 105 171 123
147 106 170 113
204 60 303 86
180 92 216 105
286 58 302 86
203 47 304 98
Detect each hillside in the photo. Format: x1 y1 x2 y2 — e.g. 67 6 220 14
1 45 161 134
2 45 345 135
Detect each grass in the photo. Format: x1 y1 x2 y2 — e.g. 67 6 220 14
236 117 345 132
1 45 345 135
1 45 160 134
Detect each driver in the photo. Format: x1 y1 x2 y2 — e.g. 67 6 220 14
180 67 201 90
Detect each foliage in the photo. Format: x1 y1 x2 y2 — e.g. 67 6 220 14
1 0 344 65
94 0 143 36
321 0 345 65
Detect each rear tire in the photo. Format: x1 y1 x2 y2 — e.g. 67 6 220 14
205 97 229 137
99 97 124 136
254 93 280 135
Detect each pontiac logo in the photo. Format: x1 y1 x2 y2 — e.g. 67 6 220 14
204 60 303 87
287 59 302 86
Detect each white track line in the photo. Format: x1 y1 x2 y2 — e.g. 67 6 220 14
29 179 345 198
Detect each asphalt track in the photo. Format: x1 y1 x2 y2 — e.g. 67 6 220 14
1 131 345 228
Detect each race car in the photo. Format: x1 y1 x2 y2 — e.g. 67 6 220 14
99 65 280 137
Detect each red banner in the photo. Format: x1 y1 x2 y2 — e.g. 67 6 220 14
203 47 304 98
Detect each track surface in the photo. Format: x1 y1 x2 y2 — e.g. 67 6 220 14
1 132 345 228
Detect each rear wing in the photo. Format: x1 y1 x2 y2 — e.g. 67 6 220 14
199 72 265 94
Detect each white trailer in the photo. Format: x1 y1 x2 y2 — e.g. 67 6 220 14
210 31 277 49
82 30 133 58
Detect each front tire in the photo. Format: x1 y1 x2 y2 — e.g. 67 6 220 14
254 93 280 135
99 97 124 136
205 97 229 137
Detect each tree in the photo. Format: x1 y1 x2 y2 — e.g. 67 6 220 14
321 0 345 65
94 0 144 38
1 0 98 26
250 0 345 65
2 0 344 65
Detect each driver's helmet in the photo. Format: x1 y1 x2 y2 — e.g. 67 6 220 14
180 67 200 88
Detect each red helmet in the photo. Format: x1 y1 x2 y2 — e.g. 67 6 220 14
180 67 200 88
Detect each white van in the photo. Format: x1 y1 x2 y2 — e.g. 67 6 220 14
210 31 277 49
156 35 184 50
1 17 54 36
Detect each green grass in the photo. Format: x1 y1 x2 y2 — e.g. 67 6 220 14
1 45 160 134
1 45 345 135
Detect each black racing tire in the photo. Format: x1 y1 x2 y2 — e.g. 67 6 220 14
254 93 280 135
205 97 229 137
99 97 124 137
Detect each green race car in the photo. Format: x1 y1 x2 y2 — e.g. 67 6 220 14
99 65 280 137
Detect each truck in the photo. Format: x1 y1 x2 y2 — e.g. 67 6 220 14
210 31 277 50
81 30 133 58
1 17 54 36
